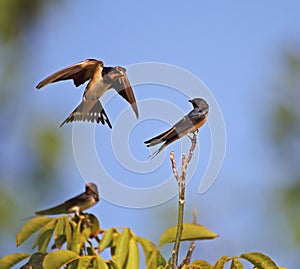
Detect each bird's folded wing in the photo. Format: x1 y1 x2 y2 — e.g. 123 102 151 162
145 115 194 146
35 192 89 215
35 200 71 215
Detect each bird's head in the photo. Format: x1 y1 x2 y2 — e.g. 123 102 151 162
188 98 209 113
86 183 99 197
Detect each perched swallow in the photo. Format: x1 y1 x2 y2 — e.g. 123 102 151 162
36 59 139 127
144 98 209 158
35 183 99 216
19 252 46 269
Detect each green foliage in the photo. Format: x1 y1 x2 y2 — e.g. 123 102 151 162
159 223 218 246
0 253 30 269
240 252 278 269
33 129 63 171
212 256 230 269
16 216 53 246
0 212 285 269
0 0 49 43
137 236 166 269
188 260 212 268
269 48 300 245
272 103 297 143
230 258 243 269
0 185 18 228
43 250 80 269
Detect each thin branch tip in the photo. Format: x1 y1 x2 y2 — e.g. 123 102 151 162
170 131 199 269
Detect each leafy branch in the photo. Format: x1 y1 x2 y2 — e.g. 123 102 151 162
0 130 286 269
0 206 286 269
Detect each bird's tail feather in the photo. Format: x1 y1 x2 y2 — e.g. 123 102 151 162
148 132 181 159
60 100 112 128
35 203 68 215
144 128 173 146
148 143 167 159
145 127 179 147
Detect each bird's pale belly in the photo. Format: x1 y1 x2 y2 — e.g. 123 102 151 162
68 198 96 213
85 80 111 101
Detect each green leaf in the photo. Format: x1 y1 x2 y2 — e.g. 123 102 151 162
213 256 230 269
107 260 119 269
43 250 79 269
137 237 166 269
159 223 218 246
95 255 109 269
126 237 139 269
240 252 279 269
115 228 131 269
189 259 212 268
158 265 170 269
85 214 101 238
230 258 244 269
137 236 156 259
81 224 92 242
52 234 66 250
16 216 52 246
146 249 166 269
53 217 67 249
33 219 57 252
71 219 86 254
65 220 73 250
0 253 30 269
54 217 66 239
67 256 93 269
99 227 116 253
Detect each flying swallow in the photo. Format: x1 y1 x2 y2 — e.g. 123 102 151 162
35 183 99 216
144 98 209 158
36 59 139 127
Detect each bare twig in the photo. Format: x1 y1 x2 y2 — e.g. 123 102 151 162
178 209 198 268
178 242 195 268
170 151 180 182
186 130 198 164
170 131 198 269
193 208 197 224
170 150 184 269
181 154 187 184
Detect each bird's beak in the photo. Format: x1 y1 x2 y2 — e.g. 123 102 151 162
188 99 192 103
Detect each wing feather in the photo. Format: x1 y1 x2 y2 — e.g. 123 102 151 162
36 59 103 89
111 68 139 118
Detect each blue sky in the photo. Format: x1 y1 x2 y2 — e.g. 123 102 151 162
3 1 300 267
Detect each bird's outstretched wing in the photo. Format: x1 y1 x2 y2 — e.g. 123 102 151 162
36 59 103 89
111 67 139 118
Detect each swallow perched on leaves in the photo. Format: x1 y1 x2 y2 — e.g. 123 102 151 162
36 59 139 127
35 183 99 216
144 98 209 158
